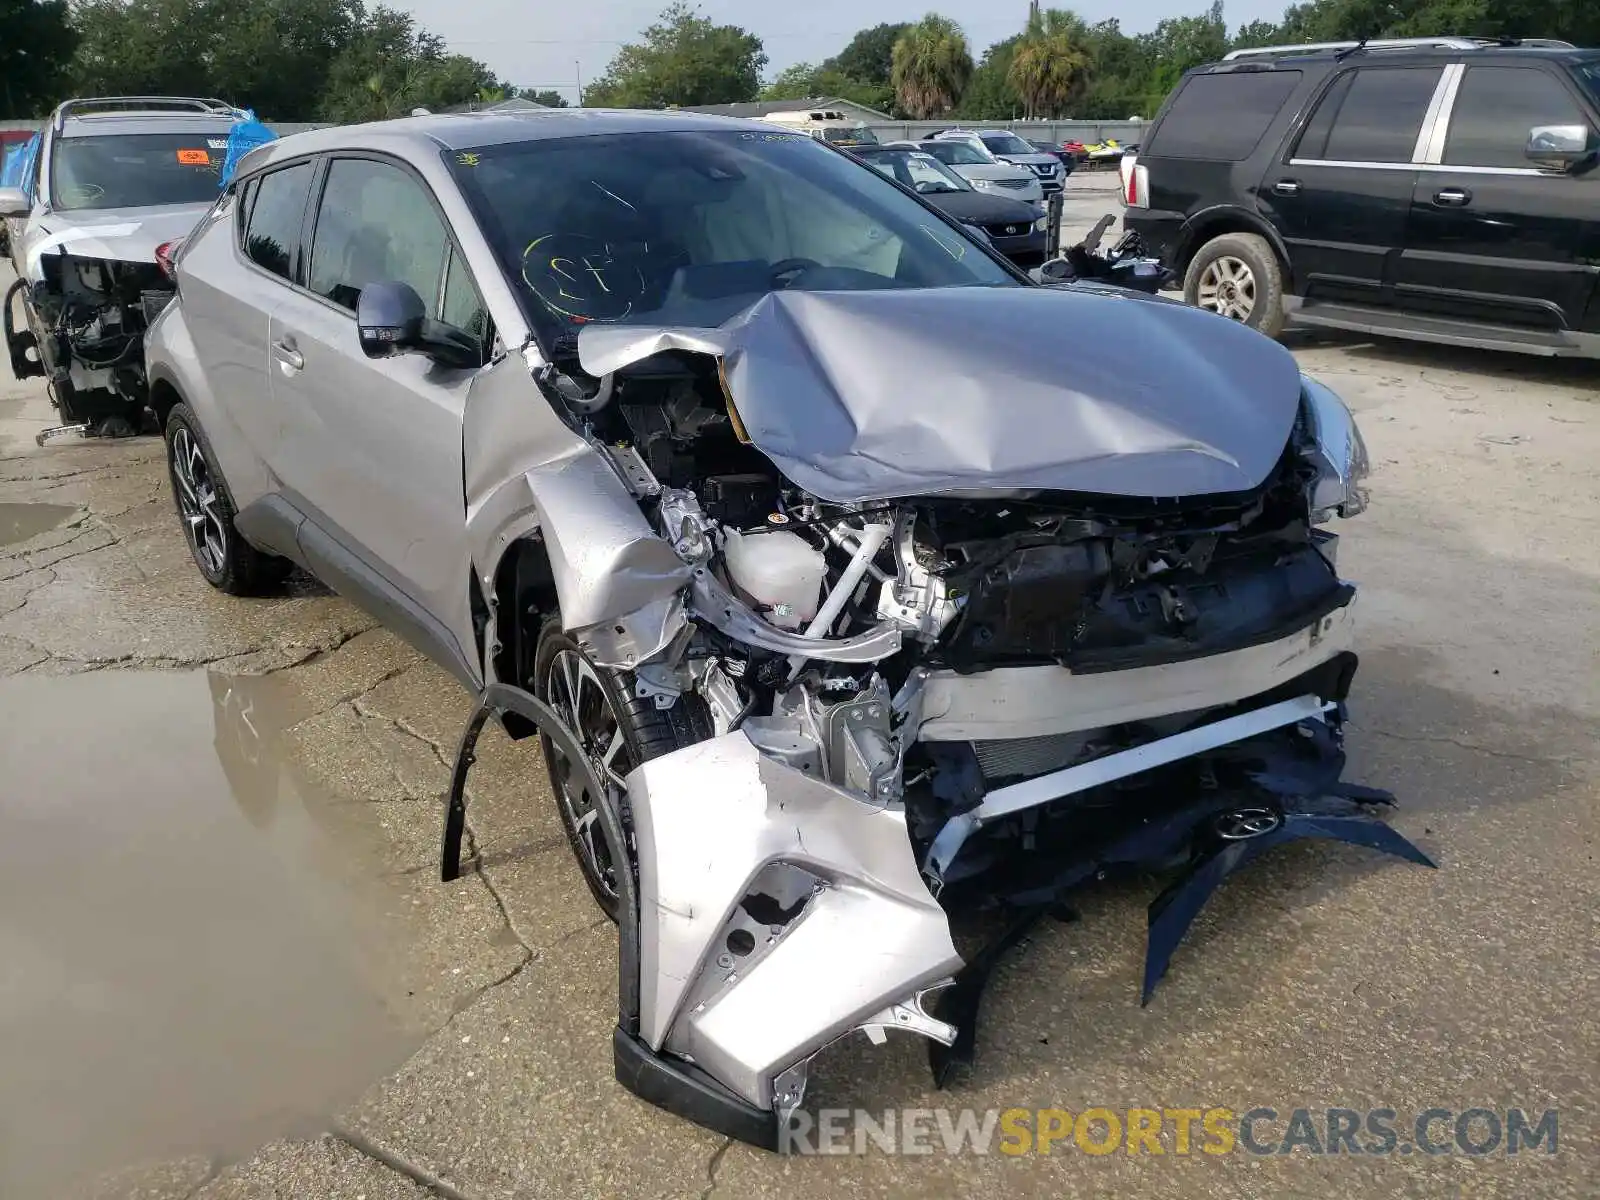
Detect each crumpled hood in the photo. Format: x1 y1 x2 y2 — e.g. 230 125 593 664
21 201 213 280
578 285 1305 503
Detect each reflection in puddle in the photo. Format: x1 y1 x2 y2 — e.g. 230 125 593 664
0 670 421 1196
0 501 77 547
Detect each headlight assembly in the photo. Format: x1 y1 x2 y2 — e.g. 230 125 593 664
1300 375 1371 521
1034 216 1049 232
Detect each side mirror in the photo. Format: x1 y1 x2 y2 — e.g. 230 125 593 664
356 281 425 358
0 186 30 219
356 280 482 370
1526 124 1592 172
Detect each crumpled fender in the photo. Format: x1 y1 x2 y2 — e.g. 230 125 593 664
463 354 689 663
627 731 962 1109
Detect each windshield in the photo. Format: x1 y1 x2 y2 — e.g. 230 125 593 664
50 133 226 211
449 130 1016 343
920 141 991 166
860 150 971 194
822 126 879 145
981 133 1036 156
1574 61 1600 106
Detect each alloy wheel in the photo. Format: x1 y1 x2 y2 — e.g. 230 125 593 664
171 426 228 576
542 648 636 903
1196 255 1257 322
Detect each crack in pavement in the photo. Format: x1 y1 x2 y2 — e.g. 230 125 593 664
1358 725 1575 766
699 1138 733 1200
329 1127 476 1200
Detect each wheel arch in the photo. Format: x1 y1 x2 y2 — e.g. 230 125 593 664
1173 206 1292 284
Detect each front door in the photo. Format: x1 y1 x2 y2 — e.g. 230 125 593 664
1398 63 1600 332
1258 64 1445 306
265 154 491 673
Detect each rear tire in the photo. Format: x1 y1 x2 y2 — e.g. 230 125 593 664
164 402 293 595
533 619 711 922
1184 232 1286 338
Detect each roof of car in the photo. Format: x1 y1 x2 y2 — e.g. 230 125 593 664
1199 42 1595 73
59 112 244 138
244 107 774 174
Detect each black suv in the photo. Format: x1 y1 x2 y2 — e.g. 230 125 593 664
1122 37 1600 358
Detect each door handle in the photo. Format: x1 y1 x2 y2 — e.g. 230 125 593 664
1433 188 1471 207
272 340 304 371
1272 179 1301 197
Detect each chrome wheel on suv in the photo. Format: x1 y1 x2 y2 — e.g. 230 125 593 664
541 645 636 911
1196 256 1257 322
171 424 228 576
1183 232 1286 338
532 620 712 922
162 402 294 595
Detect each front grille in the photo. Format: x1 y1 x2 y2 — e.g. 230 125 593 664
1031 162 1056 176
973 731 1093 780
995 178 1034 190
984 222 1029 238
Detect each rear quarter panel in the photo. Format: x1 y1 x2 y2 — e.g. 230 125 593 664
146 195 275 509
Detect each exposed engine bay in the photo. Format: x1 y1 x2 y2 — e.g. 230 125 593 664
6 252 175 436
444 284 1427 1151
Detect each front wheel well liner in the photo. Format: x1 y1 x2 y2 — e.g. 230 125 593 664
490 535 560 737
148 376 184 431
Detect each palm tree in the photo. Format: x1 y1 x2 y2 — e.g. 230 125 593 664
891 15 974 119
1009 8 1092 120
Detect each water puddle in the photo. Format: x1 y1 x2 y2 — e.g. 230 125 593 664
0 670 423 1196
0 501 77 547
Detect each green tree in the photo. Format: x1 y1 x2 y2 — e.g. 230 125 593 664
519 88 570 108
822 22 910 87
891 14 974 119
1009 7 1093 118
584 3 766 108
762 62 823 99
317 6 498 121
207 0 361 120
758 62 894 111
0 0 77 117
955 35 1021 119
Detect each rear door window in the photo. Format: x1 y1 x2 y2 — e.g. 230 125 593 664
241 161 313 283
1443 66 1587 169
1296 66 1444 164
1146 71 1302 160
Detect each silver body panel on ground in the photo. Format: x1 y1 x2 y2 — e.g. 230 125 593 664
626 731 962 1107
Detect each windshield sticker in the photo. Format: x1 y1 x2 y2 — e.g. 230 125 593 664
456 152 481 167
207 139 228 149
176 149 212 165
738 132 803 143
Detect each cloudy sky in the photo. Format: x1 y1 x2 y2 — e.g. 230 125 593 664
400 1 1291 101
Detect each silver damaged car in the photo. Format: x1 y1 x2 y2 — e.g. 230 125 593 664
146 109 1432 1149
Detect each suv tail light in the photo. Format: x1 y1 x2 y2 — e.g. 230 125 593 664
154 240 181 281
1120 156 1149 210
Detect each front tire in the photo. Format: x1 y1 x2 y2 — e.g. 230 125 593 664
533 620 710 922
1184 232 1286 338
164 402 293 595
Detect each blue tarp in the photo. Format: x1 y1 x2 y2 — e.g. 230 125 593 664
1 133 42 193
219 110 277 189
